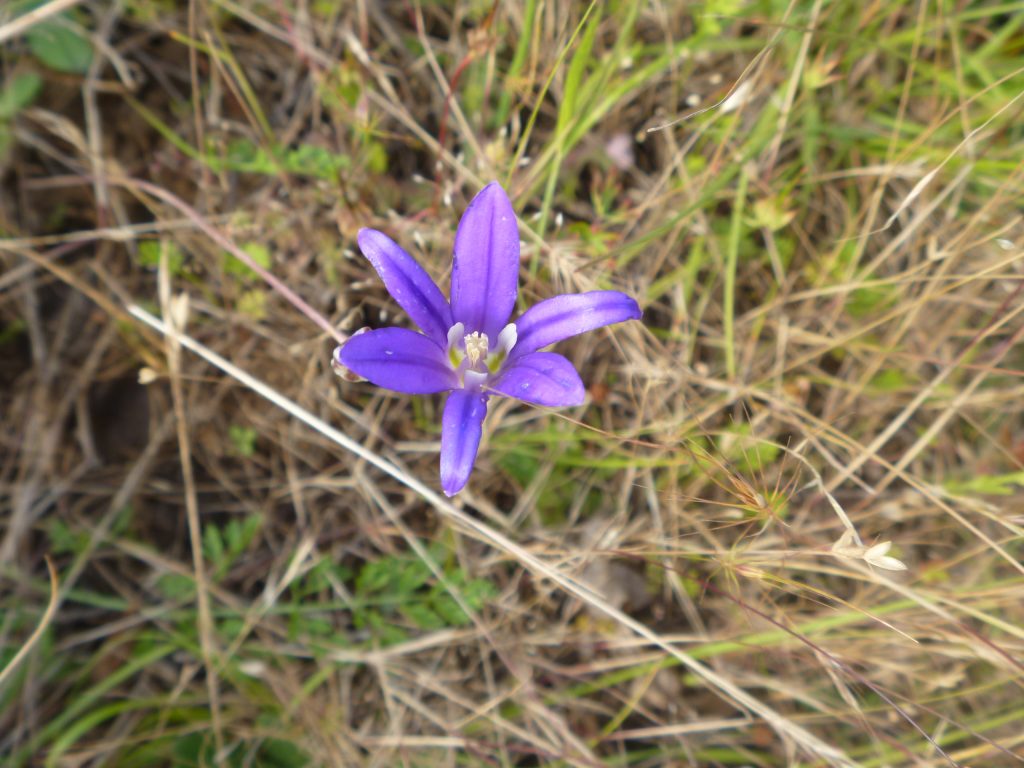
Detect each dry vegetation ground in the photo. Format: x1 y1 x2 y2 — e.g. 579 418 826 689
2 1 1024 766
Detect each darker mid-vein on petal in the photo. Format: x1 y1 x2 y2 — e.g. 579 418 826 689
357 228 452 346
440 389 489 496
451 182 520 339
339 327 457 394
490 351 586 407
512 290 642 358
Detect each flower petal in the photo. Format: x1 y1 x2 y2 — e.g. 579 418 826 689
440 389 488 496
511 290 641 358
337 327 457 394
450 182 520 339
490 352 585 407
357 228 453 346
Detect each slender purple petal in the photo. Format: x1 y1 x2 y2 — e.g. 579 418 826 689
511 290 641 358
357 228 452 346
440 389 488 496
490 352 585 407
450 182 520 339
337 328 457 394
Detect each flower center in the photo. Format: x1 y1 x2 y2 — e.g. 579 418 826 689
446 322 518 382
464 331 488 367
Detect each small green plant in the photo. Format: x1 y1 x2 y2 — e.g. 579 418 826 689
221 138 350 179
14 1 93 74
223 241 271 280
351 544 498 645
227 424 258 457
168 732 310 767
202 515 262 580
137 240 186 276
0 72 42 159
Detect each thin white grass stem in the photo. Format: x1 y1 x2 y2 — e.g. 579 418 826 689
0 0 84 43
128 303 855 768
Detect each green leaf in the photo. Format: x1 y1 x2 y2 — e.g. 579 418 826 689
429 573 497 626
430 594 470 626
203 524 224 566
48 518 89 555
155 573 194 600
498 451 540 486
945 471 1024 497
400 603 446 631
172 732 216 767
870 368 909 392
27 19 93 75
846 285 896 318
0 319 25 348
219 137 349 179
0 72 43 120
236 289 267 319
225 519 242 552
461 576 498 609
228 424 257 457
750 196 796 231
363 609 408 645
222 137 272 173
218 617 244 639
355 559 394 595
223 515 260 560
224 241 271 279
137 241 186 275
239 515 262 549
259 739 311 768
394 559 432 594
297 559 331 596
718 423 780 474
356 553 433 597
282 143 349 177
302 615 334 638
367 141 387 173
556 5 601 138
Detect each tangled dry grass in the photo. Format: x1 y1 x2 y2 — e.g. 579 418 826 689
2 1 1023 766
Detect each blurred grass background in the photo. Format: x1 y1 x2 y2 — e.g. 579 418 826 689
1 0 1023 766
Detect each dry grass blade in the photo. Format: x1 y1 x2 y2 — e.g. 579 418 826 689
0 558 58 690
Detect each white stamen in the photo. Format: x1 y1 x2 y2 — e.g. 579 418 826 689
447 322 465 351
464 331 489 366
495 323 517 356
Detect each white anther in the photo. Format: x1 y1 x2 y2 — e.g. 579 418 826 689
464 331 489 366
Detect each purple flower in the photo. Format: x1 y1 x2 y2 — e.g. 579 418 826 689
335 182 641 496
